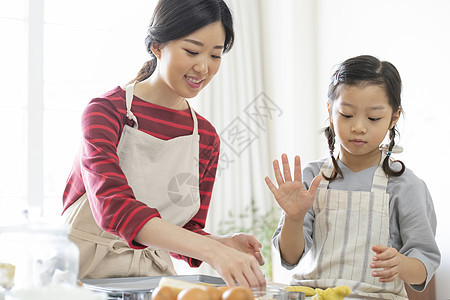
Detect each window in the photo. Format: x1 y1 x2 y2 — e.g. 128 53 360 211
0 0 156 223
0 0 28 222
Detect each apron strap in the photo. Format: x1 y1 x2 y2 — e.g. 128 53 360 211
186 102 199 140
125 82 139 128
69 227 170 274
108 239 170 273
371 166 389 192
318 159 333 189
370 152 389 193
318 153 389 192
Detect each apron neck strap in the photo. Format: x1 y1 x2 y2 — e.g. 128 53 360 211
125 83 199 137
318 160 334 189
370 152 388 193
125 82 139 128
318 151 389 192
186 102 198 137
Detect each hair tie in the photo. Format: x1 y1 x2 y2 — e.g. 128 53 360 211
330 151 335 158
333 66 343 86
379 144 403 155
387 150 392 158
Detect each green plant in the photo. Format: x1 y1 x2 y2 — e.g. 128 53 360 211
217 199 280 280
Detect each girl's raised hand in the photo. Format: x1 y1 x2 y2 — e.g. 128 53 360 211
265 154 321 221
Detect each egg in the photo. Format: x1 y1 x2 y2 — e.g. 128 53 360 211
200 286 222 300
152 286 177 300
217 285 230 297
222 286 254 300
177 287 209 300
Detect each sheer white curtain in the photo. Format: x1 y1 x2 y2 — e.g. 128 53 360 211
175 0 281 276
179 0 322 281
195 0 275 235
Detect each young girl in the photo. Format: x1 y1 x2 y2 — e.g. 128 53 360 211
265 55 440 299
62 0 265 288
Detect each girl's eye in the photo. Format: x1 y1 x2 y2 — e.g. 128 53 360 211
211 55 222 59
184 49 198 55
340 113 352 118
369 117 382 121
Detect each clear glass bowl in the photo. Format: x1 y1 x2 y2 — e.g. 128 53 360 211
0 221 79 292
252 285 305 300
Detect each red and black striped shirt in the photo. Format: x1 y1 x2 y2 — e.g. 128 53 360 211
62 86 220 267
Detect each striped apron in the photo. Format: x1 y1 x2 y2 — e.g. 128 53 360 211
64 82 201 279
292 157 408 299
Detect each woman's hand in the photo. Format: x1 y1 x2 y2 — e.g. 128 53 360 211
137 218 266 288
205 237 266 288
213 233 265 266
265 154 321 221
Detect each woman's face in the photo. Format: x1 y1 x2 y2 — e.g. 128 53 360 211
153 21 226 99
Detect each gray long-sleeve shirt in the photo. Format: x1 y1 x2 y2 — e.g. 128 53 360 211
272 157 440 292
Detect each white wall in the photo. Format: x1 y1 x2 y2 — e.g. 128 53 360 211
264 0 450 298
260 0 322 284
4 0 447 296
318 1 450 298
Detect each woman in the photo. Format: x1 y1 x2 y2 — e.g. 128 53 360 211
62 0 266 288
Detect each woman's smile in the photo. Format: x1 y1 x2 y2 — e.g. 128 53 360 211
185 75 204 89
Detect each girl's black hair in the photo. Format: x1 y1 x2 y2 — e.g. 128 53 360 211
324 55 405 180
132 0 234 83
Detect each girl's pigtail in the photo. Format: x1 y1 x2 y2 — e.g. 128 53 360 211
382 127 405 176
322 125 343 180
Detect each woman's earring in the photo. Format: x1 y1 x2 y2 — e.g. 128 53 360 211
151 47 160 59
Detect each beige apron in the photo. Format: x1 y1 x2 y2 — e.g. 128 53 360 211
293 156 408 300
64 82 201 279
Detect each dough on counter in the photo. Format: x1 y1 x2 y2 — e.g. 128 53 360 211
312 285 351 300
285 285 316 296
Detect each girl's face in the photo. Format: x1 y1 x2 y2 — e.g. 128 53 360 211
152 21 225 100
329 84 401 164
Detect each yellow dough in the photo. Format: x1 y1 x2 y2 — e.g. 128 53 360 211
312 285 351 300
285 286 316 296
